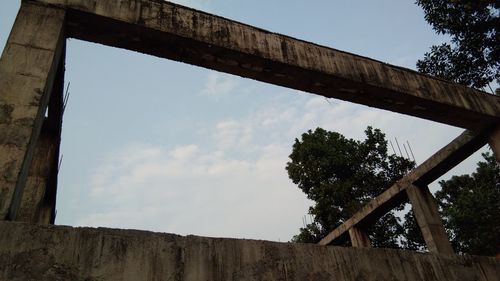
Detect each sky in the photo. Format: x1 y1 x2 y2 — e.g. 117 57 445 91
0 0 490 242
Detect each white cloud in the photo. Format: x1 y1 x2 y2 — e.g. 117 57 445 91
200 72 239 97
214 119 254 150
170 144 199 161
80 140 311 241
76 82 487 242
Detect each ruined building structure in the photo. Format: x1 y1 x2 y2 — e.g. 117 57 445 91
1 0 499 280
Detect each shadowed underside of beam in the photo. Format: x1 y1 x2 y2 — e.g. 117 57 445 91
29 0 500 130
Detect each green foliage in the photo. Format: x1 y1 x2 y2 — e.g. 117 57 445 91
413 1 500 256
416 0 499 88
434 152 500 255
402 209 426 251
287 127 499 256
286 127 415 246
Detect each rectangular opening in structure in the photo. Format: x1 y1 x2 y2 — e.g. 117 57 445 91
1 1 492 247
54 39 488 244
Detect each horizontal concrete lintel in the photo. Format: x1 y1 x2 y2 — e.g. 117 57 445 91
318 128 491 246
27 0 500 130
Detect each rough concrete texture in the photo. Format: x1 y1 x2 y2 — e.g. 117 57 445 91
17 38 65 224
347 226 371 248
16 128 57 223
406 185 453 255
0 2 65 220
0 221 498 281
29 0 500 130
489 125 500 162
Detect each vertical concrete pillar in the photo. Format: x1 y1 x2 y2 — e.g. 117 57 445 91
489 124 500 162
406 184 454 255
0 3 66 220
17 43 65 224
348 226 371 248
16 128 58 223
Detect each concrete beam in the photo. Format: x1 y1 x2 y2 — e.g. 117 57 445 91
29 0 500 130
1 221 499 280
406 184 454 255
0 2 65 220
318 129 490 246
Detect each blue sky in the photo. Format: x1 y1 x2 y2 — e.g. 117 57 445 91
0 0 489 242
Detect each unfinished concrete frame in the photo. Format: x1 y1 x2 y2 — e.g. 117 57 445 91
1 0 499 257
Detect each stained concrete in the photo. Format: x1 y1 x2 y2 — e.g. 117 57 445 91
406 184 453 255
0 2 65 220
27 0 500 130
0 221 498 281
17 38 65 225
489 125 500 162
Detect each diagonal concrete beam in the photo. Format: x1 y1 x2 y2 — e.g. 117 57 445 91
29 0 500 130
318 128 492 246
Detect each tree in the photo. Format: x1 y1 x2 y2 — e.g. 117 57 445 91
410 0 500 256
416 0 499 89
436 152 500 255
402 210 426 251
286 127 415 247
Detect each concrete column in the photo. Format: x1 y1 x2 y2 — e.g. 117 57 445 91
16 42 65 224
406 184 454 255
348 226 371 248
489 124 500 162
0 3 66 220
17 126 58 223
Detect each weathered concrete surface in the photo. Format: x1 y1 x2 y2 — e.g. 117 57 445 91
29 0 500 130
319 129 489 246
0 221 498 281
406 184 453 255
348 226 371 248
16 123 59 223
17 42 65 224
489 125 500 162
0 2 65 220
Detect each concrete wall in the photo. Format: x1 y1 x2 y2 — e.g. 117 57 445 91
0 221 498 281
